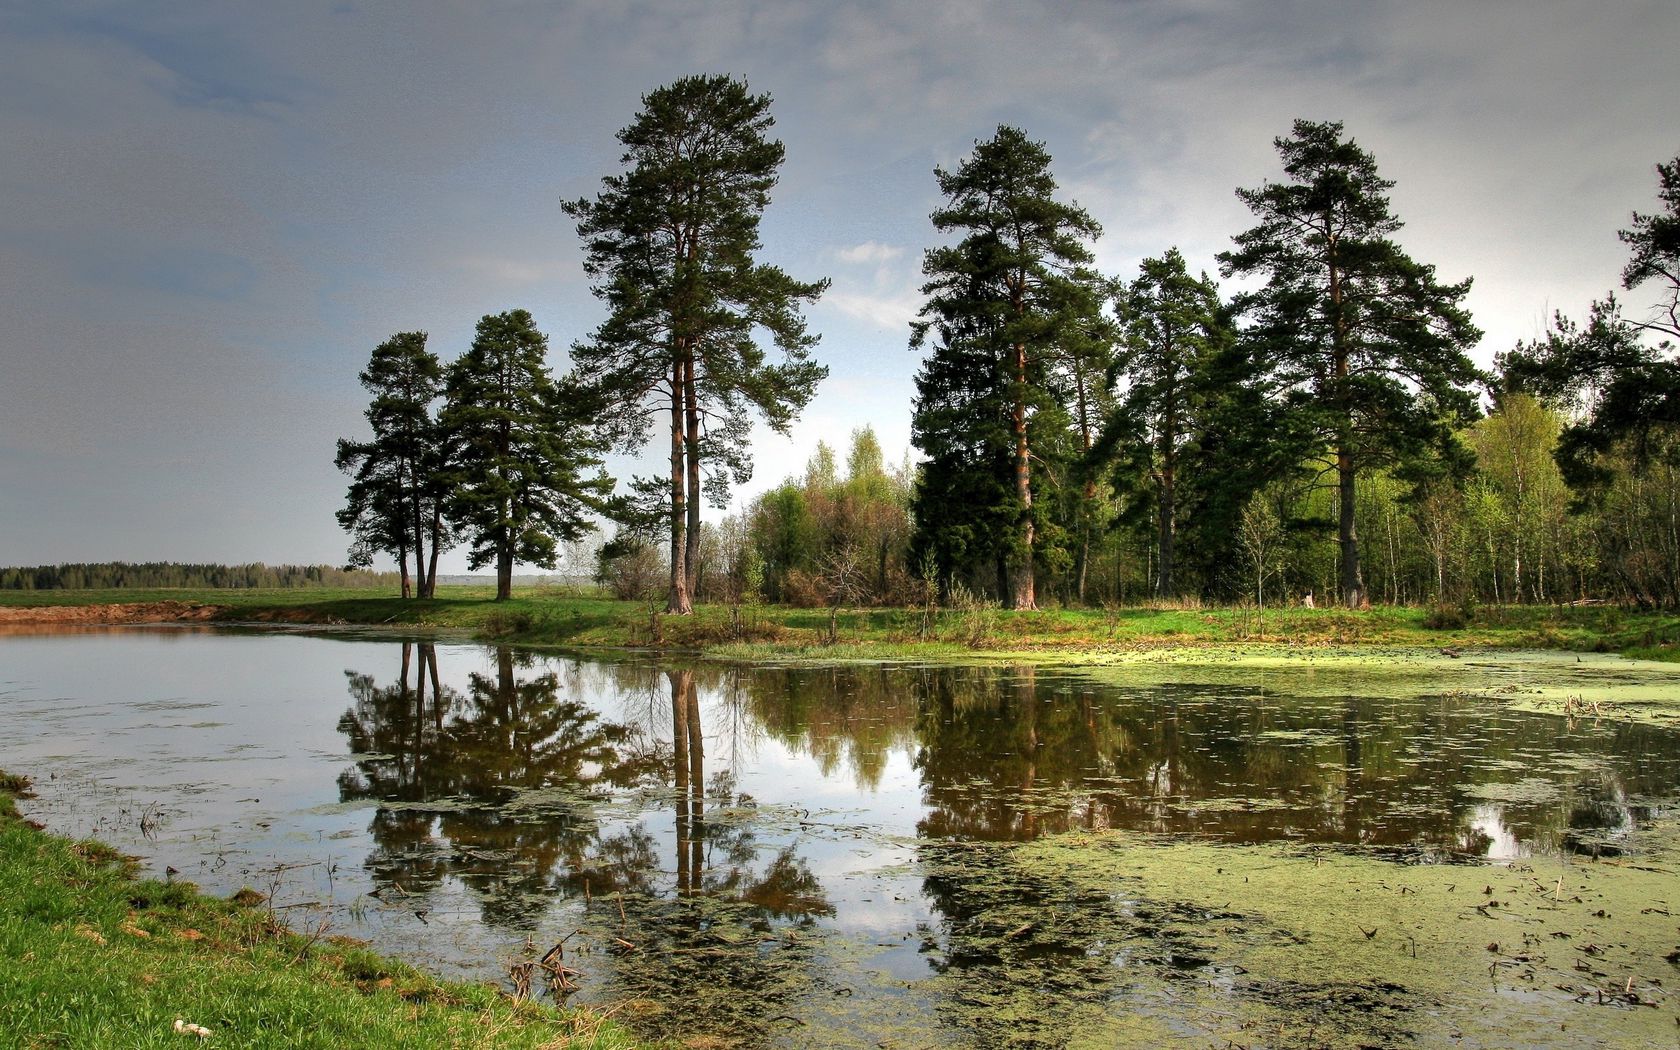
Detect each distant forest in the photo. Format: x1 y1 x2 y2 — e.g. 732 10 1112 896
0 563 398 591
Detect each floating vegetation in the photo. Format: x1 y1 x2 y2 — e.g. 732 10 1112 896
962 827 1680 1047
1460 778 1566 806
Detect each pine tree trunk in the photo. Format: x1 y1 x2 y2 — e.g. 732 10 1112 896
1072 365 1095 606
667 364 693 615
1157 427 1176 598
398 541 411 599
1337 450 1365 607
424 507 442 599
1158 475 1175 598
1328 223 1365 609
1010 339 1035 610
411 468 427 601
683 354 702 601
1075 510 1090 605
496 534 512 602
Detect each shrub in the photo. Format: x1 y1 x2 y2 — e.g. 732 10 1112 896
1422 602 1470 630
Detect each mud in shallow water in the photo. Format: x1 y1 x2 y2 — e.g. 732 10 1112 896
3 631 1679 1047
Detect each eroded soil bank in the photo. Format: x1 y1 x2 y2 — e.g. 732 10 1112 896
0 600 224 626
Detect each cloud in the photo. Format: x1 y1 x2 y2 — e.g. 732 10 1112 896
837 241 904 265
2 0 1677 568
823 288 922 333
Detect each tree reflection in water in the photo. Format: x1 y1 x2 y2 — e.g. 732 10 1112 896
563 668 833 1046
338 648 833 1045
333 651 1680 1046
338 644 662 928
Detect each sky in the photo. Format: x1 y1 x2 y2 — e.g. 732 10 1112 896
2 0 1675 575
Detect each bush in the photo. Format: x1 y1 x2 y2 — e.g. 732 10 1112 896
946 581 999 648
596 537 664 600
1422 602 1471 630
780 568 826 608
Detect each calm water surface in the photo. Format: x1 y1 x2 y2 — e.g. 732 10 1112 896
3 628 1678 1047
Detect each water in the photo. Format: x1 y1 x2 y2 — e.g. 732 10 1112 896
4 628 1679 1047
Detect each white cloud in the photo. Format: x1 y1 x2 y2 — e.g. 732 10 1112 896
837 241 904 265
823 288 921 333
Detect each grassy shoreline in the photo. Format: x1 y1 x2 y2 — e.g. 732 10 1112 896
0 771 647 1049
3 585 1679 661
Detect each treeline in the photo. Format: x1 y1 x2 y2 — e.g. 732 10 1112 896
891 121 1680 610
593 391 1673 611
348 73 1680 612
588 120 1680 611
0 562 397 591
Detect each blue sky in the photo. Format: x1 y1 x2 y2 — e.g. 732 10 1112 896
2 1 1675 573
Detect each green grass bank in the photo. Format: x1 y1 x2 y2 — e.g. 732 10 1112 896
3 585 1680 662
0 772 648 1050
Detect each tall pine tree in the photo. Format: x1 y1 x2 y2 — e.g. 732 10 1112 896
566 74 827 614
335 331 449 598
441 310 610 601
1218 120 1481 607
909 126 1102 609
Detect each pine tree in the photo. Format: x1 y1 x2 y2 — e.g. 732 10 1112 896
441 310 610 601
1108 249 1232 597
566 74 827 614
909 126 1102 608
1499 155 1680 501
335 331 448 597
1218 120 1481 607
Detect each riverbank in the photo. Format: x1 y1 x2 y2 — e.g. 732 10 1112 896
0 771 646 1049
3 586 1678 660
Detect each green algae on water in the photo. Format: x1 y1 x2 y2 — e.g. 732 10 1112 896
906 822 1680 1048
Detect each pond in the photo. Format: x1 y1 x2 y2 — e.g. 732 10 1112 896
3 628 1678 1047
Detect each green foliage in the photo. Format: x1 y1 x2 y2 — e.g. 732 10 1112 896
594 530 665 601
1492 154 1680 607
566 74 827 613
1105 247 1234 597
737 428 912 606
441 310 611 600
1219 119 1482 605
1499 296 1679 493
1619 153 1680 342
335 331 450 596
909 126 1105 608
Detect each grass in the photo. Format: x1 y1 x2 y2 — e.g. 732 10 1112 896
0 772 650 1050
4 585 1680 661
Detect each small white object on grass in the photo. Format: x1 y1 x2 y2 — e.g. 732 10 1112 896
173 1018 212 1038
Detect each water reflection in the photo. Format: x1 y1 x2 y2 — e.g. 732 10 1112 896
338 644 662 928
336 646 833 1044
887 666 1675 857
323 647 1680 1045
